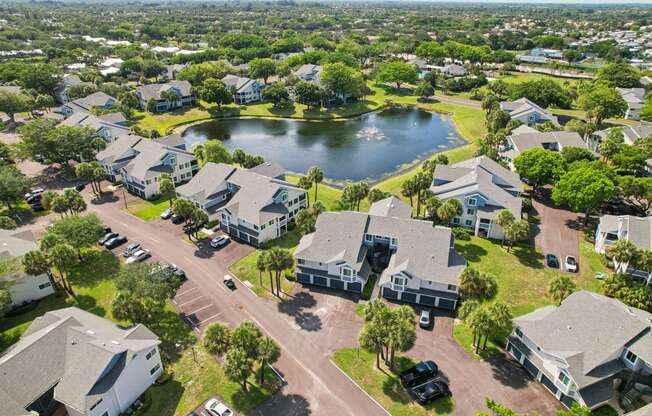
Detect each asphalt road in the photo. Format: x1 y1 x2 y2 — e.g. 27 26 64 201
86 189 388 416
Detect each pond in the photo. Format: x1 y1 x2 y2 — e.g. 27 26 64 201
181 107 466 181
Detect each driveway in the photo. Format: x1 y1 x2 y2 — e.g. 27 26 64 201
84 188 388 416
531 190 582 270
410 310 560 416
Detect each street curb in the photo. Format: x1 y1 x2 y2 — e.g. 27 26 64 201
328 358 391 416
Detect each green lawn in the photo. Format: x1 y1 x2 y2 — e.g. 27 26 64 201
229 229 302 299
332 348 454 416
130 196 172 221
0 249 277 415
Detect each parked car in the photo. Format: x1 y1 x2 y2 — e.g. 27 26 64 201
399 361 439 388
223 274 235 289
160 207 173 220
411 379 451 405
98 232 118 245
171 214 184 224
419 310 431 329
126 249 151 264
105 235 128 249
123 243 141 258
205 399 233 416
210 235 230 249
565 255 578 273
546 254 559 268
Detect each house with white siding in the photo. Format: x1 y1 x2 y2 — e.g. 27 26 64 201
0 307 162 416
507 291 652 410
176 162 306 246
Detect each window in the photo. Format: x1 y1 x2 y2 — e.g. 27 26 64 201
365 234 373 243
558 371 570 386
468 198 477 206
625 349 638 365
90 398 103 411
150 363 161 375
38 282 51 290
146 348 157 360
515 328 523 338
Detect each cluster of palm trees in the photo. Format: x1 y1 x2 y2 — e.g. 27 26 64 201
255 247 295 298
358 299 417 370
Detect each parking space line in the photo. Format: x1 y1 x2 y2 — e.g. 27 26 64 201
187 303 215 315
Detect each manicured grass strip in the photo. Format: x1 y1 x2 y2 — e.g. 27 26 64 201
332 348 454 416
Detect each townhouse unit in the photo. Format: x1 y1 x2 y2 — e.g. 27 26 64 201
618 88 645 121
58 91 117 117
595 214 652 285
499 127 590 169
0 307 162 416
59 111 130 143
430 156 524 240
499 98 560 127
294 197 467 309
0 229 54 309
136 80 196 113
222 74 264 104
506 291 652 410
176 162 306 246
96 135 198 199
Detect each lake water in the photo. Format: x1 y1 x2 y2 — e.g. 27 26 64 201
181 107 466 181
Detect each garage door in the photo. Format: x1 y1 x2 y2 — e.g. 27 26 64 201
313 276 327 286
347 282 362 292
401 292 417 303
523 357 539 378
297 273 311 284
560 394 576 408
420 295 436 306
541 374 558 395
437 298 456 310
330 279 344 290
383 287 398 299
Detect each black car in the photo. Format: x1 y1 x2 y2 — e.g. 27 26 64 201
399 361 439 388
171 214 184 224
105 235 128 249
411 379 451 405
546 254 559 268
98 232 118 245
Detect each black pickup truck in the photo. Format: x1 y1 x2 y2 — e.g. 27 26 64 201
399 360 439 388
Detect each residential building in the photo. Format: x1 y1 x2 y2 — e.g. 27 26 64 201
222 74 264 104
0 307 162 416
0 229 54 309
430 156 524 240
136 80 195 113
293 64 323 85
96 135 198 199
441 63 467 77
59 111 130 143
506 291 652 410
618 88 646 120
59 91 117 117
294 197 466 309
499 98 560 127
595 214 652 285
176 162 306 246
500 129 589 169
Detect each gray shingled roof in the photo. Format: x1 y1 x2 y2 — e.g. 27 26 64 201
0 307 159 415
514 291 652 389
136 80 192 101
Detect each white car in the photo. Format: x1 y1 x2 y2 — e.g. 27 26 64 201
419 309 431 328
565 255 578 273
126 249 151 264
205 398 233 416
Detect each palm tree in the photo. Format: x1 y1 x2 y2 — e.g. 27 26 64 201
608 239 639 274
257 336 281 384
548 276 577 305
307 166 324 204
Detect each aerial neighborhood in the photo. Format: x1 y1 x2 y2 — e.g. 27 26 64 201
2 2 652 416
